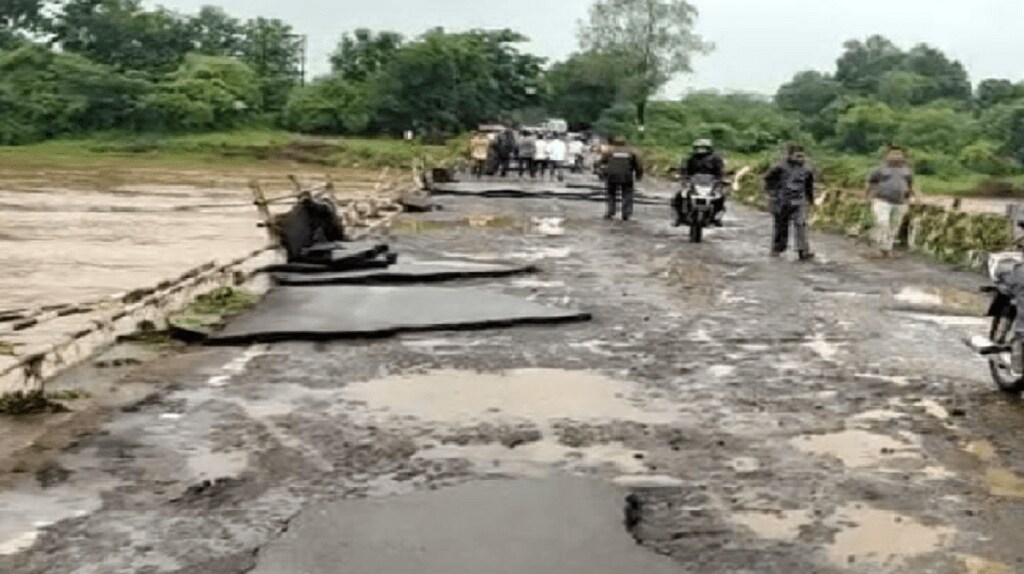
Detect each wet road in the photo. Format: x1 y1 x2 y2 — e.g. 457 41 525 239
3 179 1024 573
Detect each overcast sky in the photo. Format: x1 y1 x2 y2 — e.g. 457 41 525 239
153 0 1023 96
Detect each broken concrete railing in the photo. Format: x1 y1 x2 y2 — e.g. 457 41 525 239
733 175 1015 269
0 249 280 395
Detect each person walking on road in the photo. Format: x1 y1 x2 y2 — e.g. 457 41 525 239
469 132 490 179
568 137 585 174
495 128 516 178
599 136 644 222
534 134 550 179
517 131 536 178
867 146 915 258
764 145 816 261
547 136 567 182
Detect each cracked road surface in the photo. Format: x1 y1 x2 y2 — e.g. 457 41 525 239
3 181 1024 574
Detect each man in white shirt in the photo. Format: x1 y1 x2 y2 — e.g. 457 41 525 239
534 134 549 179
547 136 567 182
567 137 585 173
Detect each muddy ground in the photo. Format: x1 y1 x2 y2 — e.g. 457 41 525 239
2 176 1024 573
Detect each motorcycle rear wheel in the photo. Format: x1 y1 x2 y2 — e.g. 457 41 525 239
989 313 1024 393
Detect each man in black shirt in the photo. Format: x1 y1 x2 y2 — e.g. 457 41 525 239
764 145 815 261
599 136 645 222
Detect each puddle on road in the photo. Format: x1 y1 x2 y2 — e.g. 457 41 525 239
530 217 566 236
895 287 944 307
0 471 120 556
966 439 998 463
984 468 1024 498
186 450 249 482
916 399 950 421
732 509 813 542
827 504 954 568
963 439 1024 497
510 246 574 261
708 365 737 378
340 369 674 425
897 312 990 328
792 430 918 469
854 373 911 387
417 440 649 477
961 555 1013 574
804 333 842 362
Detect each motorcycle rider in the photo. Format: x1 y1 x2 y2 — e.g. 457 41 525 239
764 144 816 261
673 139 726 227
599 135 644 222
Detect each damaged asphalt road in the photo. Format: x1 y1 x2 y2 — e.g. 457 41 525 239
3 180 1024 574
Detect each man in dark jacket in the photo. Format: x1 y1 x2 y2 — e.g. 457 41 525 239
599 136 645 221
493 128 517 177
673 139 726 227
764 145 815 261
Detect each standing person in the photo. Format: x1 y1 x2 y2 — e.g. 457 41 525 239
547 135 567 182
534 134 549 179
568 137 585 174
495 128 516 177
599 136 644 222
517 130 536 178
469 132 490 179
866 146 915 258
764 145 816 261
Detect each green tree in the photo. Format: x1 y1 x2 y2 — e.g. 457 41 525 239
959 140 1016 176
144 54 260 131
835 35 904 95
545 50 629 129
835 100 899 153
330 28 403 82
0 0 52 47
52 0 196 73
578 0 712 132
240 17 304 112
976 79 1022 110
902 44 971 102
877 70 932 107
374 28 543 135
0 43 151 143
896 105 976 154
981 101 1024 161
282 74 373 134
190 6 245 57
775 71 843 117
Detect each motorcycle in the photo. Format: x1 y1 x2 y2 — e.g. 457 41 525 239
679 174 727 243
969 245 1024 393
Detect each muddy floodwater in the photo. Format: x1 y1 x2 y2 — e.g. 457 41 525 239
0 183 265 310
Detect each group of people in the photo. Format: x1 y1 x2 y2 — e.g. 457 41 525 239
763 143 914 261
595 135 915 260
472 126 916 259
469 128 588 181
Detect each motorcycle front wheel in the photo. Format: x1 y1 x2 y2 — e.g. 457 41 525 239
989 313 1024 393
689 218 703 243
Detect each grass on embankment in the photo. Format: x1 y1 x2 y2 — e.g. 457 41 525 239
0 130 465 173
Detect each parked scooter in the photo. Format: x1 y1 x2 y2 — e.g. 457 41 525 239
969 241 1024 393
